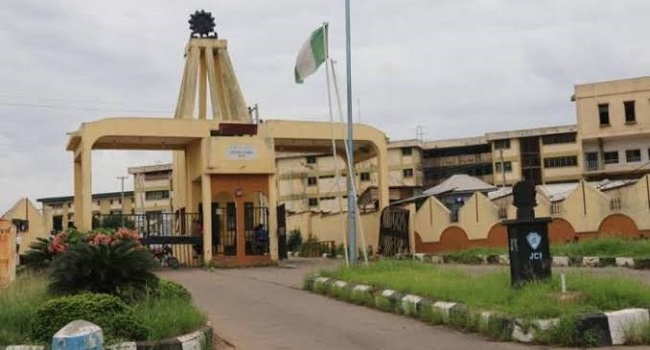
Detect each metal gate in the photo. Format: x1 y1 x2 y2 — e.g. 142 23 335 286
244 203 269 255
93 212 202 267
377 207 410 257
277 204 287 260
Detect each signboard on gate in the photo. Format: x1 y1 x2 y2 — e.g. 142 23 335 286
0 220 16 288
227 144 257 160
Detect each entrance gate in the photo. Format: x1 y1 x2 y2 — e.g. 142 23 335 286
377 207 410 257
93 212 202 267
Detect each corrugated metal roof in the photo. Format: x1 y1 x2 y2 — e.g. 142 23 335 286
422 174 496 196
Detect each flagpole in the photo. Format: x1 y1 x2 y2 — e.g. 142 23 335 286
323 22 350 266
344 0 357 263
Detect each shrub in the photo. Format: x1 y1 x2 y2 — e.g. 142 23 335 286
133 298 206 341
30 293 149 343
152 279 192 302
287 229 302 252
21 237 55 270
48 238 159 299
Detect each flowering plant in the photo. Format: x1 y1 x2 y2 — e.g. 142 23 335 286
45 228 142 255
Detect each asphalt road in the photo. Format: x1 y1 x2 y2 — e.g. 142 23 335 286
161 259 649 350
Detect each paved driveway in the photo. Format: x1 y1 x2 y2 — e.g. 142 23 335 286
161 259 648 350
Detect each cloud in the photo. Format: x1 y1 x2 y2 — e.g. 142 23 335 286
1 0 649 212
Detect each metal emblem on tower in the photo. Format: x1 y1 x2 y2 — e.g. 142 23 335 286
189 10 217 38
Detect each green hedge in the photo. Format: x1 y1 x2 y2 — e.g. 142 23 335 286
30 293 149 343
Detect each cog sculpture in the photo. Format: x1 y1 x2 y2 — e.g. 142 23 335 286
189 10 217 38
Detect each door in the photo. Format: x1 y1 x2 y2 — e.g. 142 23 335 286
277 204 288 260
585 152 598 171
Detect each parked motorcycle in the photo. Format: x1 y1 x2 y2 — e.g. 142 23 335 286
151 245 180 269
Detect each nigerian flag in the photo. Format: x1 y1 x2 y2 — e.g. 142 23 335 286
294 24 328 84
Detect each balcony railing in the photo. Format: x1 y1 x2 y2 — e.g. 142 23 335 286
585 160 599 172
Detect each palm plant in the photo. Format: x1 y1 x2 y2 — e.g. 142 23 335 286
48 239 159 299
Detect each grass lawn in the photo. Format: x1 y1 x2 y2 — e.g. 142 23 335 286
320 260 650 319
0 272 206 346
440 237 650 259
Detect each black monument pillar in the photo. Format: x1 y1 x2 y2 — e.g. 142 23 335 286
503 181 552 287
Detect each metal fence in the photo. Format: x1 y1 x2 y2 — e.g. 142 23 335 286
93 212 202 267
300 240 336 258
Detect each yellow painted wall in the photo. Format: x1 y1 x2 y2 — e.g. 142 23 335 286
413 196 451 243
1 199 47 255
556 180 611 232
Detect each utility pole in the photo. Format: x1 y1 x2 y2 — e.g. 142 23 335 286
118 176 128 227
345 0 357 263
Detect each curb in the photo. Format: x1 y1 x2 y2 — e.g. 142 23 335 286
109 325 213 350
1 326 213 350
304 275 650 346
413 253 650 269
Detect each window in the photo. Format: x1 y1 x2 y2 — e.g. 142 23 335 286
541 133 576 145
626 149 641 163
145 190 170 200
307 177 317 186
110 200 114 205
598 103 610 125
96 201 100 206
624 101 636 123
306 156 317 164
543 156 578 168
604 151 619 164
494 139 510 150
308 198 319 207
403 168 414 178
318 175 334 179
144 170 171 181
67 203 72 208
360 172 371 181
401 147 412 156
118 199 122 205
495 161 512 173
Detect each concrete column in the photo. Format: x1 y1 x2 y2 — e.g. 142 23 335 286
267 175 278 260
73 155 82 229
407 203 416 254
201 174 212 263
74 146 92 231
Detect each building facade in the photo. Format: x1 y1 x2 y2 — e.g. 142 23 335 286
486 125 581 186
128 163 173 214
38 192 134 233
574 76 650 180
275 141 422 213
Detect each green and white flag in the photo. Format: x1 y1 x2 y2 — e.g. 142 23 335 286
294 24 328 84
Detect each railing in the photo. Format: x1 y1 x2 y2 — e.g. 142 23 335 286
92 212 202 267
550 202 563 215
585 160 599 172
92 212 201 236
300 240 336 258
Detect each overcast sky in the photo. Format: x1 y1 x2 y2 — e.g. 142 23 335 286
1 0 649 213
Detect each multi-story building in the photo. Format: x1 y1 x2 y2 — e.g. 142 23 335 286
128 164 173 214
37 192 134 233
276 140 422 213
420 136 493 188
486 125 581 186
573 76 650 180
